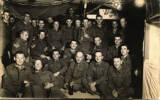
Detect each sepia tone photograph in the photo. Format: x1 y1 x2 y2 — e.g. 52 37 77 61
0 0 159 99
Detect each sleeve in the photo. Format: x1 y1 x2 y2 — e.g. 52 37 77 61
59 61 67 74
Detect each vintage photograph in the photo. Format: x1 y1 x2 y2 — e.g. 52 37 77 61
0 0 159 99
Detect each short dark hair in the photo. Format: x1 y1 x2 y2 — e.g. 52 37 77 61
14 51 26 57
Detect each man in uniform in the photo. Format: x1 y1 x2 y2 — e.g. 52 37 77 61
105 35 122 64
12 30 29 58
85 51 109 96
73 19 81 40
63 40 79 66
65 51 88 92
103 56 134 98
62 19 74 48
47 21 63 51
3 51 32 97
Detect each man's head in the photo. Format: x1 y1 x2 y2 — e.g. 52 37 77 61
95 51 103 63
34 59 43 71
113 57 122 70
66 19 72 27
75 19 81 28
20 30 29 41
14 51 26 66
24 13 30 23
70 40 78 50
96 15 103 25
52 49 60 60
47 17 53 24
121 44 129 57
83 18 89 28
39 31 46 40
3 11 10 21
38 20 45 28
112 21 118 28
10 16 15 23
32 19 37 27
94 36 102 46
53 21 59 30
114 35 122 46
120 17 127 28
76 51 84 63
68 7 74 15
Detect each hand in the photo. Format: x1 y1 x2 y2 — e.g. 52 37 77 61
54 72 60 77
112 89 118 98
70 81 75 86
31 44 36 48
46 56 51 60
61 46 65 51
52 46 56 50
134 69 138 76
24 80 30 87
90 82 96 92
40 54 46 58
44 82 54 89
84 34 90 38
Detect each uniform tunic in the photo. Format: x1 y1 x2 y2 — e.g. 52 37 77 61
3 63 32 97
12 38 29 56
47 29 63 50
104 65 134 98
65 61 88 91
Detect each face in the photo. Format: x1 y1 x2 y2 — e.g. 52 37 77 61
47 17 53 23
4 12 10 21
52 51 60 60
15 54 25 66
83 19 89 28
39 32 45 40
75 20 81 27
70 41 77 49
120 18 126 28
32 20 37 27
76 52 84 63
24 13 30 23
39 20 45 28
66 19 72 26
96 16 103 25
20 31 29 41
121 45 129 56
53 21 59 30
114 37 122 45
112 21 118 28
69 8 74 15
94 37 102 46
95 52 103 63
34 60 43 71
114 58 122 70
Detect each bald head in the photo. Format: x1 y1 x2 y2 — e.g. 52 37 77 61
76 52 84 63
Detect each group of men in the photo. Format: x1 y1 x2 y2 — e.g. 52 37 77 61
1 9 138 99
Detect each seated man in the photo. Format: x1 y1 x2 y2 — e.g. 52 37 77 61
85 51 109 96
24 58 66 98
12 30 30 59
63 40 79 66
103 56 134 99
3 51 32 97
46 49 67 89
91 36 106 55
65 51 88 92
30 31 50 62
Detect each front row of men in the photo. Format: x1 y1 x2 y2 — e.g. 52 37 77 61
2 44 134 98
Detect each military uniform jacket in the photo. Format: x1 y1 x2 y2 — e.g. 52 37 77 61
12 38 29 56
65 61 88 84
108 65 132 95
3 63 32 94
87 61 109 85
